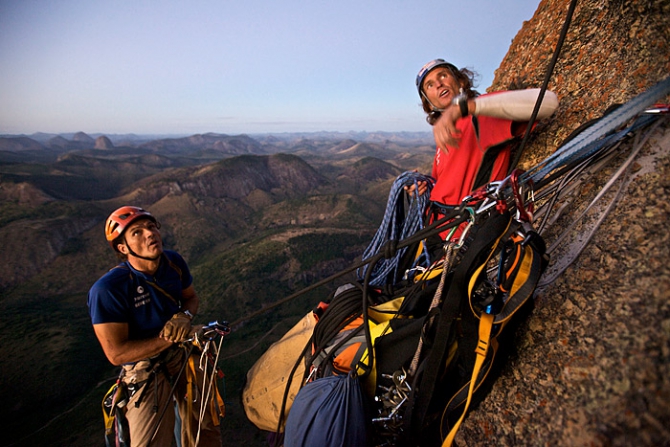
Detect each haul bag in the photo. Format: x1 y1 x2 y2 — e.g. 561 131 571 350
284 373 368 447
242 311 316 432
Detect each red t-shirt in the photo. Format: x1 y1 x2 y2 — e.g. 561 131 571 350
429 111 520 206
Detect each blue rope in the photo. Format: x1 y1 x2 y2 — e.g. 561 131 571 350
357 171 435 286
524 75 670 184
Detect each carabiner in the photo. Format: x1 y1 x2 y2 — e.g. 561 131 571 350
510 169 533 222
454 208 476 248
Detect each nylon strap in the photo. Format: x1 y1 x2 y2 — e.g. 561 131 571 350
441 228 546 446
112 259 183 307
185 356 196 446
200 356 225 424
102 381 120 434
187 350 225 433
443 312 494 447
494 239 544 325
213 381 225 422
405 210 512 437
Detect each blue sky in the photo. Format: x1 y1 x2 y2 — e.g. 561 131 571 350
0 0 540 135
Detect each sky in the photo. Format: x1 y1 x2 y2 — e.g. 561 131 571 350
0 0 541 136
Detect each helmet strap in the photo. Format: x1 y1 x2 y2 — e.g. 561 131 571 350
422 90 446 112
122 236 162 261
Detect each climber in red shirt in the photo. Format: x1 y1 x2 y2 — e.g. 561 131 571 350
407 59 559 208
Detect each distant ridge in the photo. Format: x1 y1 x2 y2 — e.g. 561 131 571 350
72 131 94 144
1 130 433 147
0 136 44 152
122 152 326 203
139 133 265 155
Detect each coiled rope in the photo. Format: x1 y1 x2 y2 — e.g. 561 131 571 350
357 171 435 286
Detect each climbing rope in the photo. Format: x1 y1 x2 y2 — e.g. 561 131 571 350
535 115 667 289
357 171 435 286
510 0 579 172
230 99 667 330
524 76 670 185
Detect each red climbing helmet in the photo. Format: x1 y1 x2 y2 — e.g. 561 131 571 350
105 206 157 250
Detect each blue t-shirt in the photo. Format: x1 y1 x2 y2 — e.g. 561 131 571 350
88 250 193 340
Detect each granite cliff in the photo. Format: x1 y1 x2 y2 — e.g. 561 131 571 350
454 0 670 445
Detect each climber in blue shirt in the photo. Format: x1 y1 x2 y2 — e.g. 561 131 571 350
88 206 222 447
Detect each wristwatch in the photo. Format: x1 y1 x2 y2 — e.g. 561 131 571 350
182 309 195 320
452 92 469 118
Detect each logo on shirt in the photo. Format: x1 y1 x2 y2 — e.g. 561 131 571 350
134 286 151 308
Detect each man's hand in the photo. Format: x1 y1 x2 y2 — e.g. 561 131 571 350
432 104 464 152
404 180 428 197
159 313 192 343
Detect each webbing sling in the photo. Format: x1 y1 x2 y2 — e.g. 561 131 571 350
443 313 495 447
189 352 225 426
467 225 547 326
441 223 547 446
113 256 185 307
102 379 131 447
404 210 513 439
184 357 195 446
492 230 546 326
525 75 670 184
183 353 226 446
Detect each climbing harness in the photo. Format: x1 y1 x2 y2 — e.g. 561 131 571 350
102 321 230 447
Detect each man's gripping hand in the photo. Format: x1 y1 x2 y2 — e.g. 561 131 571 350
159 312 192 342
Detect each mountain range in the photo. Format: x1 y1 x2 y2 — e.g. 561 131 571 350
0 128 434 446
1 0 669 444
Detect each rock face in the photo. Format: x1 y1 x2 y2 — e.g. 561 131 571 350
490 0 670 164
455 0 670 446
